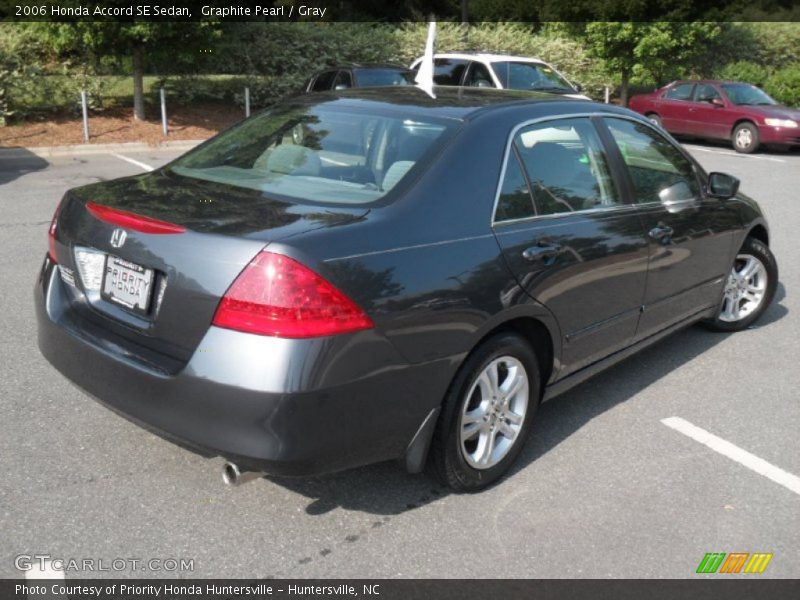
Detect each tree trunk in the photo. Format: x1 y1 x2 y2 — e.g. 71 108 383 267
132 46 145 121
620 68 630 107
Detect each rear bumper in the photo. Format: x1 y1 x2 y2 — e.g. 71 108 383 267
35 257 449 476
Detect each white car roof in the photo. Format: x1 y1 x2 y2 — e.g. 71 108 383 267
432 53 546 64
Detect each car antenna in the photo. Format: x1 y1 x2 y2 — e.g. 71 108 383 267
415 21 437 99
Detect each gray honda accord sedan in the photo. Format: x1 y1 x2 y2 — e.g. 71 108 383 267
36 87 777 491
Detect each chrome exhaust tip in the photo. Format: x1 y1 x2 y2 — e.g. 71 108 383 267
222 462 262 487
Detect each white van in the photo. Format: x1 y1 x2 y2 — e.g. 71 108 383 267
410 53 590 100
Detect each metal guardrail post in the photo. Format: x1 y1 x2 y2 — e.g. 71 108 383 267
80 90 90 142
160 87 168 135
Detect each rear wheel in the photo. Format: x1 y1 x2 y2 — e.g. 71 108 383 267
430 332 540 492
646 113 662 128
705 237 777 332
732 122 760 153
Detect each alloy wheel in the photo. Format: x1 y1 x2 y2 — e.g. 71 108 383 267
459 356 529 470
719 253 768 323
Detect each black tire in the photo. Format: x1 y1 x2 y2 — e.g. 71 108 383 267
704 237 778 332
646 113 663 129
732 122 760 154
430 332 541 492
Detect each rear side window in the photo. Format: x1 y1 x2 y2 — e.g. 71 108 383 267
333 71 352 90
311 71 336 92
603 118 700 204
465 62 495 88
495 151 535 221
169 106 454 206
510 118 620 216
664 83 695 100
433 58 468 85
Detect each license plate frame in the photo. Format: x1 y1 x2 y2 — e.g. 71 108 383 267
101 254 154 315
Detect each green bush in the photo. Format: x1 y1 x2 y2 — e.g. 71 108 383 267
715 61 768 86
764 65 800 107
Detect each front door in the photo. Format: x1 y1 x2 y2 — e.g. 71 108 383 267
689 83 729 140
600 117 740 338
492 117 650 376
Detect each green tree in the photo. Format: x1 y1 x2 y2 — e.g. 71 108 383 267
582 22 724 105
29 20 220 120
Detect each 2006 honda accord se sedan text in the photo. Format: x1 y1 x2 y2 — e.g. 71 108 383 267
36 87 778 491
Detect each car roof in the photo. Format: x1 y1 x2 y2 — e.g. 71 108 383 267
317 63 411 71
669 79 752 86
291 85 628 121
429 53 546 64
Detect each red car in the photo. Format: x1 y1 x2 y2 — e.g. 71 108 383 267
629 80 800 153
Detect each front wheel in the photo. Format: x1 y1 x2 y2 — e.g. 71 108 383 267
732 122 760 153
430 332 540 492
705 237 778 332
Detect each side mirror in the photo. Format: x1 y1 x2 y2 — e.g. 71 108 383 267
573 83 583 92
707 172 740 199
334 84 350 91
711 97 724 107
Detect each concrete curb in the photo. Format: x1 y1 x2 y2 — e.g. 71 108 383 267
0 139 205 159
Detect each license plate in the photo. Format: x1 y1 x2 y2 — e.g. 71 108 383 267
101 255 154 313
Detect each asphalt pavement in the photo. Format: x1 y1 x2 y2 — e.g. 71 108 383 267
1 141 798 579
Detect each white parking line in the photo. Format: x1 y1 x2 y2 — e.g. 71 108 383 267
662 416 800 496
684 145 787 163
110 152 155 172
25 558 64 580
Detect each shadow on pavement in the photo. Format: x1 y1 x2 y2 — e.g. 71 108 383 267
269 285 787 516
0 147 49 186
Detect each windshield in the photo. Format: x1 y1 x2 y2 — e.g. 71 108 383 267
169 105 452 205
354 69 413 87
721 84 777 106
491 61 574 92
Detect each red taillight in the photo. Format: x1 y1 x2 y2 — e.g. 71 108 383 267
212 251 374 338
48 202 61 262
85 202 186 234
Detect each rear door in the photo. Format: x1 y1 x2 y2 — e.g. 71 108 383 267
659 83 696 134
492 116 650 376
600 117 739 337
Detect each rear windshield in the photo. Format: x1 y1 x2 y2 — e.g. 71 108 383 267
354 69 414 87
169 105 453 205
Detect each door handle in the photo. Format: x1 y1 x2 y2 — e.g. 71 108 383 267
649 225 674 241
522 242 562 262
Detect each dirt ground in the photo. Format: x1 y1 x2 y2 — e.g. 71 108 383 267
0 103 244 148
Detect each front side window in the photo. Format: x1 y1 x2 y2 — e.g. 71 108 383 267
603 118 700 205
433 58 468 85
353 68 413 87
492 61 574 93
664 83 695 100
510 118 619 216
694 84 721 103
169 106 453 205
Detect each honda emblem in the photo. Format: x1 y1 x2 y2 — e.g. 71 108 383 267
110 228 127 248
